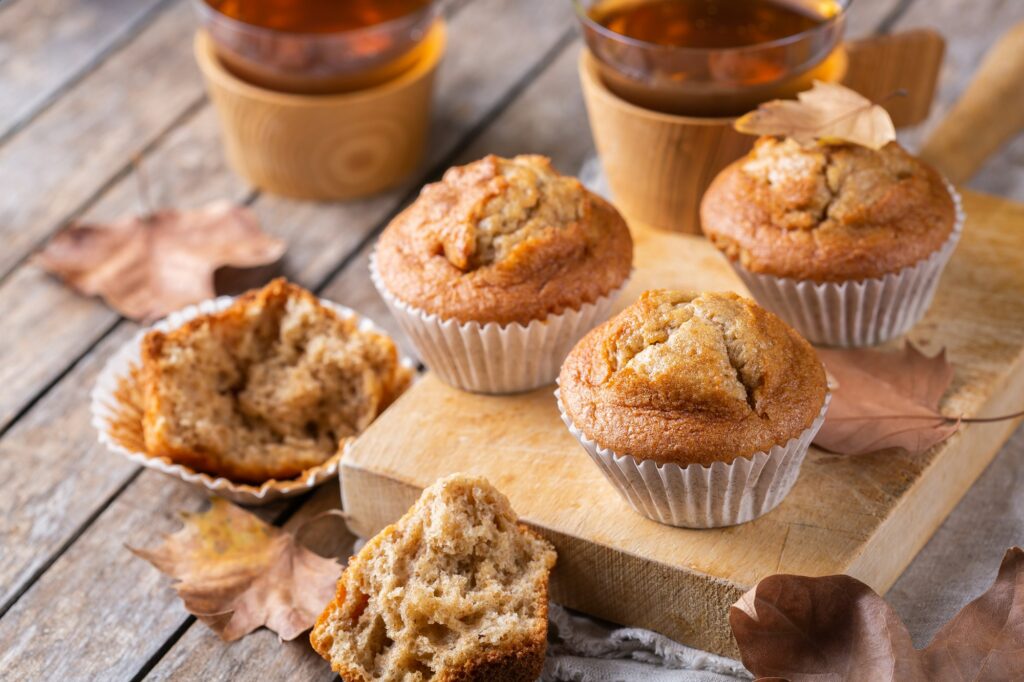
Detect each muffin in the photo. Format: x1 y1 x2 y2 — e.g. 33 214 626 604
701 137 963 347
311 474 557 681
372 154 633 393
140 278 412 483
557 290 829 527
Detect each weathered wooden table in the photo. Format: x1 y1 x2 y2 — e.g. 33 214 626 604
1 0 1022 679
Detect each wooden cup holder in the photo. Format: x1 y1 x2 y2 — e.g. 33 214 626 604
194 22 446 201
580 29 945 234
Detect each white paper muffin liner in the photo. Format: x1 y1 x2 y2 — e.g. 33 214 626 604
90 295 416 505
557 390 831 528
732 182 965 347
370 254 628 394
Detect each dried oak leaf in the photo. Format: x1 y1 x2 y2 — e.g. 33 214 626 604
814 343 958 456
730 547 1024 681
129 498 341 641
735 80 896 149
35 201 285 322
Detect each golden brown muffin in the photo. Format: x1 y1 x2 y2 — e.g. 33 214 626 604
375 154 633 326
311 474 557 682
559 290 827 466
700 137 956 282
140 279 411 483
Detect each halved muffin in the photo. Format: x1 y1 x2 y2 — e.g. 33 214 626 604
311 474 557 681
140 278 411 483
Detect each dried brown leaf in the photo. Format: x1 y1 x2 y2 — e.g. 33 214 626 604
129 498 340 641
730 548 1024 682
35 201 285 322
735 81 897 149
814 343 958 456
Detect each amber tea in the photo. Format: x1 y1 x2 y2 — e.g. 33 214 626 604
198 0 437 93
577 0 847 116
205 0 432 34
591 0 835 51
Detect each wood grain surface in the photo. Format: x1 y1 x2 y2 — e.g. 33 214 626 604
343 191 1024 658
0 0 1021 677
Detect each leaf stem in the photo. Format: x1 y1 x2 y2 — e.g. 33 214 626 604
827 408 1024 424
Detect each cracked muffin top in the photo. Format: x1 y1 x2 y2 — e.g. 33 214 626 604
374 154 633 325
700 137 956 282
558 290 827 466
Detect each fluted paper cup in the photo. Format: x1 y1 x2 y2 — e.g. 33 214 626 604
371 254 628 394
557 390 830 528
91 295 415 505
733 182 964 348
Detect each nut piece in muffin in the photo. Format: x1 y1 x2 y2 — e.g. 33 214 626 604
140 278 411 483
559 290 827 466
311 474 557 682
701 137 956 282
374 154 633 326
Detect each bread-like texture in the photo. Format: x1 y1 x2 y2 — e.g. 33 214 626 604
700 137 956 282
375 154 633 326
310 474 557 682
140 278 412 483
559 290 827 466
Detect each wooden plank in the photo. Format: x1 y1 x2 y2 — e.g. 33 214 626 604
0 106 248 433
0 470 291 681
0 0 578 674
0 0 170 142
893 0 1024 197
342 190 1024 658
0 0 205 279
842 0 906 38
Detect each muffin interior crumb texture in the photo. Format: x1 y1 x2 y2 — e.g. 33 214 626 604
141 279 410 483
311 474 556 682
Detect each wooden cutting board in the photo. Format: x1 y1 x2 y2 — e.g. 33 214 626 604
341 189 1024 658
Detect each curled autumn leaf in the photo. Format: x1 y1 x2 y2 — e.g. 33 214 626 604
735 81 897 149
35 200 285 322
814 343 959 456
129 498 341 641
730 547 1024 681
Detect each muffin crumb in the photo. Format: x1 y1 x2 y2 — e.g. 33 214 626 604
311 474 556 682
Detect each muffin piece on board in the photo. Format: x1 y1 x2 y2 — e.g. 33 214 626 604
140 278 411 483
311 474 557 682
374 154 632 326
701 137 956 282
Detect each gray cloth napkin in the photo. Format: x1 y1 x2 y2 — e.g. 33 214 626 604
542 604 752 681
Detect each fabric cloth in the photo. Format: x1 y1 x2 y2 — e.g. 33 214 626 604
543 604 751 681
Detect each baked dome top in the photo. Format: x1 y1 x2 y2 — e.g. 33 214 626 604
700 138 956 282
559 290 827 466
375 154 633 326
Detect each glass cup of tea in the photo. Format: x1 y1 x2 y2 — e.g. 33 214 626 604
194 0 439 94
574 0 850 117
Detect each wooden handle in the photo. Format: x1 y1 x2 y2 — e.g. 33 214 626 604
843 29 945 129
919 21 1024 184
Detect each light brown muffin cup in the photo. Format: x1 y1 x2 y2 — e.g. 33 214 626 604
371 254 629 394
556 389 830 528
732 181 964 347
